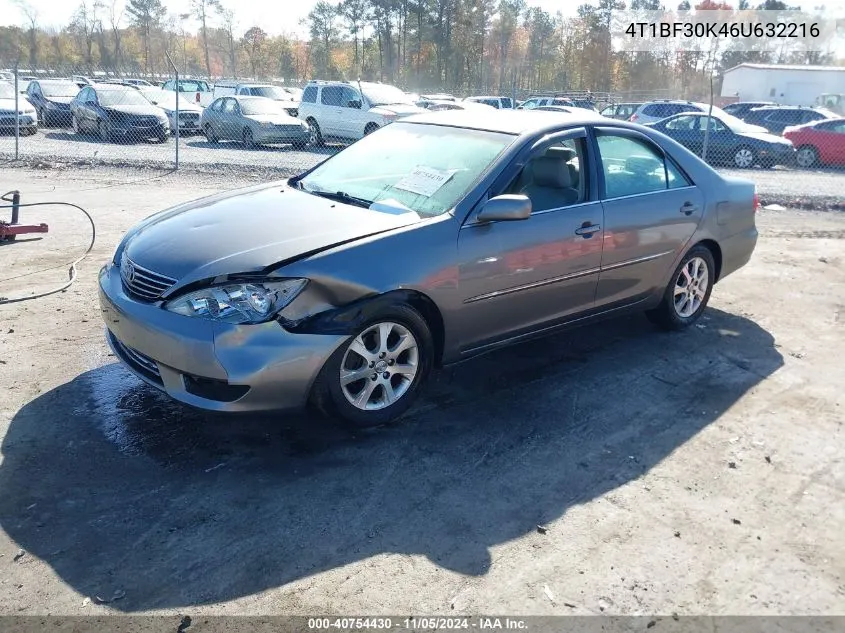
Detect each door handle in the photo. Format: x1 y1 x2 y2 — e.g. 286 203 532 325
680 202 698 215
574 223 601 237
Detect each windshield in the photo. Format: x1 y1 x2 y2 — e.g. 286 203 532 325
299 122 513 217
41 82 79 98
176 81 210 92
247 86 292 100
98 89 152 107
240 99 286 115
0 83 14 99
717 112 764 133
362 84 414 106
140 89 194 109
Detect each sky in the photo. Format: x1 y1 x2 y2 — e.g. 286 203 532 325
0 0 837 39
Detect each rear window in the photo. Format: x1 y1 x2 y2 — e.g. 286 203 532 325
767 110 802 123
302 85 317 103
501 97 513 108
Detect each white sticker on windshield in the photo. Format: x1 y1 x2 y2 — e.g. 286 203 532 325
393 166 454 197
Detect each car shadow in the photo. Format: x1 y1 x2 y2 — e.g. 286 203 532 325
0 308 782 611
186 139 341 155
43 131 168 145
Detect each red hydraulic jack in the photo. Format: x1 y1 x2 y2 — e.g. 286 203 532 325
1 190 49 242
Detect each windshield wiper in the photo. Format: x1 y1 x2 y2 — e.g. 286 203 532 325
304 189 374 208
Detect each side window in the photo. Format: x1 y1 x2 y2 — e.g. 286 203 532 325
596 134 673 199
703 117 727 132
210 99 222 112
321 86 343 106
483 99 499 108
666 158 692 189
505 137 587 212
521 99 538 110
223 99 237 114
803 111 823 123
86 89 97 103
302 85 317 103
642 104 662 117
600 105 614 116
665 115 699 130
340 86 359 107
163 80 173 90
832 122 845 134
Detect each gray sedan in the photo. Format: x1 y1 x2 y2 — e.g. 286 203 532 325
201 95 310 148
99 111 758 427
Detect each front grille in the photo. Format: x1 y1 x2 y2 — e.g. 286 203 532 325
131 116 159 127
179 112 200 121
120 253 177 301
109 332 163 385
276 124 304 132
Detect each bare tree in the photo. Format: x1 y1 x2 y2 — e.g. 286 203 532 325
109 0 125 72
15 0 39 72
216 3 238 77
191 0 220 78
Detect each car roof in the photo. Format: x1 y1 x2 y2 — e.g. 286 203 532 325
403 109 629 135
231 95 276 102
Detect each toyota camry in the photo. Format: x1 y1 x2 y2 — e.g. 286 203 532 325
99 110 758 427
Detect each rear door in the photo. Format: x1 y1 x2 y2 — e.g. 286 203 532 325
661 115 704 154
593 127 704 308
319 86 345 137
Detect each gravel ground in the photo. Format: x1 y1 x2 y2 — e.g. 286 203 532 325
2 127 844 205
0 168 843 618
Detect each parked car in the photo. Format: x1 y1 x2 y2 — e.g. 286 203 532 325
71 75 92 88
161 78 214 107
463 95 515 109
629 100 730 125
742 105 836 135
25 79 79 127
421 93 456 102
70 84 170 142
647 112 794 168
518 96 575 109
123 78 155 87
201 95 309 148
213 82 299 117
783 117 845 168
0 81 37 135
721 101 776 120
534 105 605 118
599 102 642 120
416 99 494 111
139 88 203 135
297 80 425 145
99 110 758 427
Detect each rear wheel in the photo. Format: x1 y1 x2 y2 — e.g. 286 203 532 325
796 145 819 169
98 120 111 143
364 122 379 136
646 245 716 331
204 124 218 144
307 118 323 147
311 304 434 428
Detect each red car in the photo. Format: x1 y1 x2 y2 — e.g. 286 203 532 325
783 118 845 168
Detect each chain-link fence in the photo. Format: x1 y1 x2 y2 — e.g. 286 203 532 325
2 67 844 204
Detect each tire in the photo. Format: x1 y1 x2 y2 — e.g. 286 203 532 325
204 124 218 144
242 127 255 148
311 303 434 428
306 118 323 147
795 145 819 169
732 145 755 169
36 108 45 127
364 123 379 136
646 245 716 331
71 114 81 135
98 120 111 143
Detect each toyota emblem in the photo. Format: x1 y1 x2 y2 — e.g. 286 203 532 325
125 262 136 284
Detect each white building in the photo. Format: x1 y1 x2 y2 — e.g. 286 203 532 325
721 63 845 106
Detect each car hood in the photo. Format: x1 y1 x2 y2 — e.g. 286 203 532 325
0 98 34 112
739 131 792 145
123 183 422 286
44 95 76 105
247 114 303 125
370 103 425 117
104 104 163 116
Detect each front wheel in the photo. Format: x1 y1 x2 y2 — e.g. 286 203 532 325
732 146 755 169
306 118 323 147
242 127 255 148
204 124 218 144
646 246 716 331
311 304 434 428
71 114 81 135
795 145 819 169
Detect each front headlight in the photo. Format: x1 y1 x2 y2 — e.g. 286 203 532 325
259 121 274 128
164 279 307 324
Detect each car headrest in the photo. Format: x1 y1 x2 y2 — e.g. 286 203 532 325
625 155 662 176
531 157 574 189
544 146 577 162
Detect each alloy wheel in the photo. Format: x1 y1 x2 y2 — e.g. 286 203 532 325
796 147 817 169
673 256 709 318
734 147 754 168
71 115 79 134
340 322 419 411
307 120 320 145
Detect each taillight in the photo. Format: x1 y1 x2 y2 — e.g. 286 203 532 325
753 190 759 212
195 92 200 103
629 114 639 122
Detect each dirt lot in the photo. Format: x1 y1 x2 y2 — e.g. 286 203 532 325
0 166 843 617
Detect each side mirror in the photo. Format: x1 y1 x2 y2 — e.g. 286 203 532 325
476 194 532 222
347 99 362 109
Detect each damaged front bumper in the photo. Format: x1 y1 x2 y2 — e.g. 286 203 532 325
98 262 347 412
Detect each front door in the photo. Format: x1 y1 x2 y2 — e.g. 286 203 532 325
593 128 704 308
455 129 604 353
